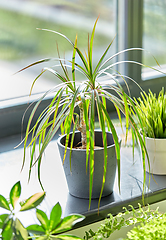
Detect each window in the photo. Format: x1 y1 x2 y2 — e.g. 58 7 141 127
1 0 166 139
117 0 166 99
0 0 116 101
143 0 166 68
0 0 116 137
142 0 166 82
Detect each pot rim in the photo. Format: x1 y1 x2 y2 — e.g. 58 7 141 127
140 132 166 141
57 130 121 151
145 136 166 141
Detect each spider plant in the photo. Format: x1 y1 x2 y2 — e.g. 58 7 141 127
19 16 148 208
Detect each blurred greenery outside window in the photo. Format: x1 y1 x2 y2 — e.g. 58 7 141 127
142 0 166 79
0 0 116 101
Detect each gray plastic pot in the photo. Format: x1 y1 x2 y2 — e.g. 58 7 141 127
57 130 121 199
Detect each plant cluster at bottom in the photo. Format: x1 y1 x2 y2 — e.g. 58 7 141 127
84 203 166 240
126 212 166 239
0 181 85 240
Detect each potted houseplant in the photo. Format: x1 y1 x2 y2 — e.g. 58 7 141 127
84 203 166 239
0 181 85 239
19 17 148 209
134 88 166 175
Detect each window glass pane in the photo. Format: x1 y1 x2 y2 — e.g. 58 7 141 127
143 0 166 69
0 0 116 101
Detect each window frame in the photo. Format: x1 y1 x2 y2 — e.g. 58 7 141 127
117 0 166 98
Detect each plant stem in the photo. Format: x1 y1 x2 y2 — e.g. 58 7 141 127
77 103 86 148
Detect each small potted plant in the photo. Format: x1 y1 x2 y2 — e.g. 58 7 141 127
20 17 148 209
134 88 166 175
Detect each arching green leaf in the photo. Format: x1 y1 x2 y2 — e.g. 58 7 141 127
26 224 45 234
10 181 21 209
1 218 13 240
96 92 108 209
0 195 10 211
14 218 28 240
20 192 45 211
88 90 95 209
0 214 9 229
51 214 85 234
49 202 62 231
36 209 49 230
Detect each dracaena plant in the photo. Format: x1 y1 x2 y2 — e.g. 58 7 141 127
19 16 149 207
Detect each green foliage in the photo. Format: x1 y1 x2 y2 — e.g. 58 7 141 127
84 206 131 240
84 212 126 240
84 203 166 240
0 8 110 61
0 182 84 240
135 88 166 138
0 181 45 239
126 213 166 239
27 202 84 239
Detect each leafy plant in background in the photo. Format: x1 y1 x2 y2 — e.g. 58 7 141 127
84 203 166 240
0 181 84 240
134 87 166 138
19 16 154 208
